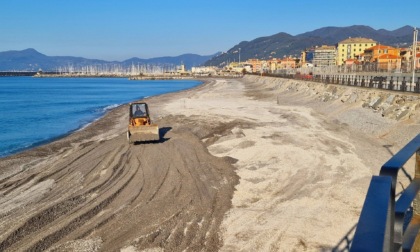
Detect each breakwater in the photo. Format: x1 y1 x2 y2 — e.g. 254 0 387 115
33 73 194 80
0 72 37 77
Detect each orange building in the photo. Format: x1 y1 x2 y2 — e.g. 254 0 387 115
246 58 262 73
363 45 401 70
278 57 297 69
363 45 400 62
377 54 401 70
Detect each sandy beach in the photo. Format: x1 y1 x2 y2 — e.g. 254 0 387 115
1 75 420 251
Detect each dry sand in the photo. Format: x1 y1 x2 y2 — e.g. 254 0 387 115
0 75 420 251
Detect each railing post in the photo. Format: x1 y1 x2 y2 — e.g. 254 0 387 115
402 77 407 91
351 176 394 252
389 76 394 90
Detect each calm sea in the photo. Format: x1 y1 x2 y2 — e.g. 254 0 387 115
0 77 201 158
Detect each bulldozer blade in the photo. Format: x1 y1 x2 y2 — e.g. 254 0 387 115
128 124 160 143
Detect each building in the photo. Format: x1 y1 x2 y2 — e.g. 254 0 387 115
312 45 337 67
300 47 315 65
337 37 377 65
267 58 282 72
362 45 400 62
400 42 420 71
225 62 252 73
191 66 218 75
377 54 401 71
278 57 297 69
246 59 263 73
361 45 401 71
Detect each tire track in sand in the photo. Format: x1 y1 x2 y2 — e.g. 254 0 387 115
0 137 133 250
0 120 238 251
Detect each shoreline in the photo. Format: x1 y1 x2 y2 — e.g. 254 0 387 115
0 78 205 160
0 102 127 159
0 76 419 251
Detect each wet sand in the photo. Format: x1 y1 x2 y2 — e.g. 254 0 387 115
0 76 419 251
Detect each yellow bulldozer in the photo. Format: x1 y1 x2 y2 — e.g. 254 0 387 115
127 102 160 143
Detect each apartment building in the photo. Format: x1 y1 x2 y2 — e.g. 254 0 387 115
267 58 282 72
300 47 315 65
246 58 265 72
312 45 337 67
362 45 400 62
359 45 401 70
337 37 377 65
278 58 297 69
401 42 420 70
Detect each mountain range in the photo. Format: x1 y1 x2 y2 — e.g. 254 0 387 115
0 49 217 72
0 25 416 71
203 25 416 67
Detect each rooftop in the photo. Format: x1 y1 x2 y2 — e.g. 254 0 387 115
315 45 336 51
365 44 397 51
339 37 377 44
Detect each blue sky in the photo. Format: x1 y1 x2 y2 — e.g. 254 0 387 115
1 0 419 61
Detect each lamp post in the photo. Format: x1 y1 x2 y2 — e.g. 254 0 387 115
239 48 241 64
412 27 418 86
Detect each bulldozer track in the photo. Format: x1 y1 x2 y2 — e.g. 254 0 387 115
0 121 238 251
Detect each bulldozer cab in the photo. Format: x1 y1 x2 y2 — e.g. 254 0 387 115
129 103 151 127
130 103 149 118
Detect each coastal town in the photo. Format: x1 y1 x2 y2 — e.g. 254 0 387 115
27 29 419 80
193 35 420 76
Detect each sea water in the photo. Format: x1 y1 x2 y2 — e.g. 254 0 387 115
0 77 201 158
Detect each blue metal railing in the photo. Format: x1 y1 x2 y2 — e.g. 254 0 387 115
351 134 420 251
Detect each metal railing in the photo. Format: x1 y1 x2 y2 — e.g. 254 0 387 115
313 74 420 93
253 73 420 94
350 134 420 251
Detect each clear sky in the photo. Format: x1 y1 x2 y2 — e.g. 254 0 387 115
1 0 419 61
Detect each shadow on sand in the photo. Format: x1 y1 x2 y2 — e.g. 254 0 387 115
158 127 172 143
327 144 414 251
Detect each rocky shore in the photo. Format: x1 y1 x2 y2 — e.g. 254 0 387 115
0 75 419 251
